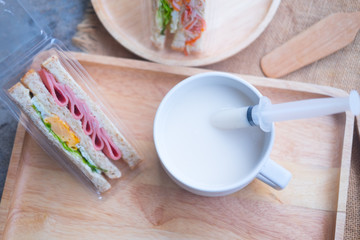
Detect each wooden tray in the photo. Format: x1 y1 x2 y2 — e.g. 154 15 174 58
0 53 354 239
91 0 280 66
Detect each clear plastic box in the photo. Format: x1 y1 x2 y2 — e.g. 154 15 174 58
0 0 141 198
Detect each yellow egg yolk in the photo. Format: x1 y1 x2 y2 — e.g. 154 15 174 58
44 115 80 150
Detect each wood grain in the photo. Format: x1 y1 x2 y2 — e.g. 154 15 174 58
0 53 354 239
260 12 360 78
0 124 26 239
91 0 280 66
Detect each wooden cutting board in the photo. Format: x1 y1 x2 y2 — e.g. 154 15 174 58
0 53 354 239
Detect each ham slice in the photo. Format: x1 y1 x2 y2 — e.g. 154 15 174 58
39 69 68 107
91 118 104 151
79 101 93 135
100 127 122 160
38 69 122 161
64 85 83 120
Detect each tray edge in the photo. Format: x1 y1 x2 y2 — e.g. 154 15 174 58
0 123 26 239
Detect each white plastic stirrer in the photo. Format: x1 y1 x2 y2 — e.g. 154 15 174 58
211 90 360 132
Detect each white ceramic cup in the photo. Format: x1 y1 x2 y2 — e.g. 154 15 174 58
154 72 292 197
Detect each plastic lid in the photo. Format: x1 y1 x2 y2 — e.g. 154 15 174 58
0 0 51 74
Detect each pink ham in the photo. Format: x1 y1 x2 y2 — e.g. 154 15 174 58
90 117 104 151
100 127 121 160
64 85 83 120
90 115 122 160
38 68 122 161
39 69 68 107
79 101 93 136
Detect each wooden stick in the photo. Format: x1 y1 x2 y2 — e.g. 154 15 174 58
261 12 360 78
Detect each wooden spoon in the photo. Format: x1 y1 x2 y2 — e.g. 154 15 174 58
260 12 360 78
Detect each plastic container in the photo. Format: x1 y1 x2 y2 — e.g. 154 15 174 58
0 0 141 198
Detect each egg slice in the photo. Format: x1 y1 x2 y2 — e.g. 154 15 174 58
44 115 80 150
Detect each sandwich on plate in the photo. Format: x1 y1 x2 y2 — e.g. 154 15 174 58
8 55 141 193
151 0 206 55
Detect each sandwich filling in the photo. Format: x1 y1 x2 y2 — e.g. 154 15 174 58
181 0 206 54
38 69 122 161
31 97 106 174
44 115 80 150
157 0 173 35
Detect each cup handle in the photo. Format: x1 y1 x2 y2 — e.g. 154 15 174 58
256 159 292 190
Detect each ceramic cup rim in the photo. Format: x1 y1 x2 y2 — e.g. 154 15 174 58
153 72 275 195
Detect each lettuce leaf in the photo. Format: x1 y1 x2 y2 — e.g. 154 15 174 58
32 105 106 173
157 0 173 35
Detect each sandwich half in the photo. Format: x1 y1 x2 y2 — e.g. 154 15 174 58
151 0 206 54
8 56 142 193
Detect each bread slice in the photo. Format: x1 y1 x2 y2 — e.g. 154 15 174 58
171 29 186 52
42 56 142 169
8 82 111 193
20 70 122 179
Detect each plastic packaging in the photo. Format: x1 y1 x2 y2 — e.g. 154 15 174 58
0 0 141 198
